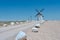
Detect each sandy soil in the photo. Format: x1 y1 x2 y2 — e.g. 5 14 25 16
0 21 35 40
0 21 60 40
25 21 60 40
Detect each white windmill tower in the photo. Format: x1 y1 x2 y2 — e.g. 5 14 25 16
35 9 45 23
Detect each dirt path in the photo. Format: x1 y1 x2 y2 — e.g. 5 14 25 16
26 21 60 40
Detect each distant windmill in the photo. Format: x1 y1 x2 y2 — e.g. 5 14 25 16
35 9 44 21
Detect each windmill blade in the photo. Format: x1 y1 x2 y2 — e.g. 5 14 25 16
35 13 39 17
35 13 38 17
40 8 45 12
35 9 39 12
35 13 42 17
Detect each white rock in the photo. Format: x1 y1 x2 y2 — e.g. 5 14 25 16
10 22 15 25
32 27 38 32
20 22 23 24
3 24 7 27
35 23 40 28
16 31 27 40
16 22 19 24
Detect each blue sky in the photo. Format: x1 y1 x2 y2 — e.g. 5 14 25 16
0 0 60 21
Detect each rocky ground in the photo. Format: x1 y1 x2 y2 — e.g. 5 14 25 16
0 21 60 40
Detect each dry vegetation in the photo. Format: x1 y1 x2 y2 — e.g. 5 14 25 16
0 21 26 27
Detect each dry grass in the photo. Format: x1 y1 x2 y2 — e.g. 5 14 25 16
0 21 26 27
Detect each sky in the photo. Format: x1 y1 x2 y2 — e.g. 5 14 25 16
0 0 60 21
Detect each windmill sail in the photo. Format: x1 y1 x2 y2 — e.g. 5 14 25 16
35 8 45 21
40 9 44 12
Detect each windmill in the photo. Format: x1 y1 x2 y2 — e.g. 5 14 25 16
35 9 44 21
